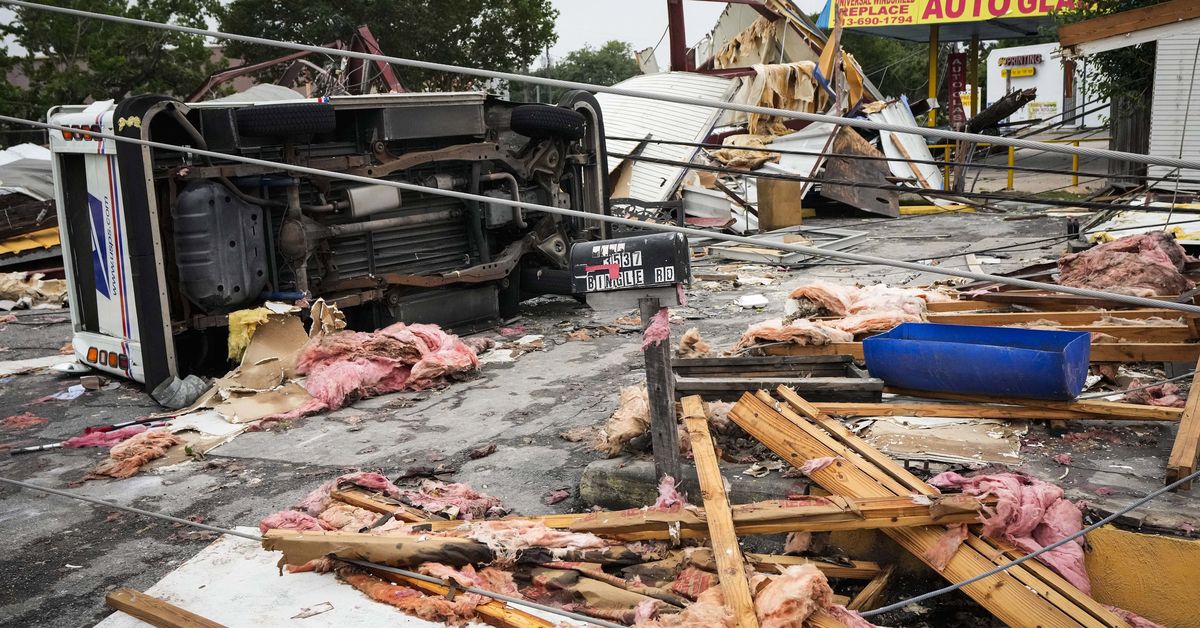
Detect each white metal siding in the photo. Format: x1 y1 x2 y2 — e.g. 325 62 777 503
1148 33 1200 190
596 72 736 202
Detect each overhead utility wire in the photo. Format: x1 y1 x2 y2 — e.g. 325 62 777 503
8 114 1200 315
0 476 624 628
605 135 1200 187
610 151 1179 215
7 0 1200 172
860 465 1200 618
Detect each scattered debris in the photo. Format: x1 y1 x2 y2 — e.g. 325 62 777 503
87 430 183 480
1 411 47 430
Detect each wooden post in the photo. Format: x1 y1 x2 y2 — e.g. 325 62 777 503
640 297 681 482
682 396 759 628
1166 357 1200 489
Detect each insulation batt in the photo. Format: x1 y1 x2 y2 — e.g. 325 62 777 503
602 384 651 457
318 503 381 531
653 475 685 511
754 565 875 628
929 471 1090 594
295 322 479 411
1124 381 1186 408
336 567 483 626
258 510 334 534
456 519 608 552
62 424 148 448
734 318 853 351
89 429 182 479
295 471 402 516
642 308 672 350
676 327 712 358
1057 231 1193 296
398 480 506 519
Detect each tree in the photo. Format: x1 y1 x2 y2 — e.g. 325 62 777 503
219 0 558 92
515 40 640 103
0 0 223 134
1056 0 1160 110
839 30 930 101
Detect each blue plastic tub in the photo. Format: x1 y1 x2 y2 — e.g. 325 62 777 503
862 323 1091 400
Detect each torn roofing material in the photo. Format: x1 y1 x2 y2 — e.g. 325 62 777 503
597 72 737 203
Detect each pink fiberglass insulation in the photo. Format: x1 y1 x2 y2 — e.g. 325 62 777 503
1125 381 1186 408
318 503 381 531
295 471 402 516
1057 231 1192 296
754 565 875 628
652 475 685 511
797 456 842 475
88 429 182 479
924 522 970 571
733 318 853 351
831 311 923 335
789 281 859 316
417 563 522 597
62 425 148 448
641 308 671 350
398 480 507 519
258 510 334 534
1 412 48 430
929 471 1090 594
1105 606 1166 628
295 322 478 410
636 584 732 627
461 520 608 552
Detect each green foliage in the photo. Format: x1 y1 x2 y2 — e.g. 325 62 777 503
0 0 223 129
1055 0 1164 109
219 0 558 92
515 40 640 103
840 30 931 101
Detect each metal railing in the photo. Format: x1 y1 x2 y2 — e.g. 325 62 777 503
928 137 1111 190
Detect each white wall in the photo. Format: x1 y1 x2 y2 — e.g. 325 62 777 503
985 42 1108 128
1148 32 1200 191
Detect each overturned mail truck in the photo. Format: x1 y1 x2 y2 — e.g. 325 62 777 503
49 92 609 390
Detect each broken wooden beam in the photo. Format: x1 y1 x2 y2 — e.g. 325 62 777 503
884 387 1184 421
105 587 225 628
1166 358 1200 489
261 530 493 568
681 395 759 628
728 389 1127 628
331 487 441 522
846 565 896 612
746 554 882 580
926 309 1198 325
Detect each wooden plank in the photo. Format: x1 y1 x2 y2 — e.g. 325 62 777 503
1059 0 1200 47
846 565 895 612
926 300 1001 312
1166 357 1200 489
927 309 1196 325
766 341 1200 363
729 393 1127 628
368 568 555 628
889 133 934 188
105 588 226 628
884 387 1184 421
641 297 682 482
681 395 759 628
775 388 934 496
746 554 881 580
814 401 1110 421
331 488 437 523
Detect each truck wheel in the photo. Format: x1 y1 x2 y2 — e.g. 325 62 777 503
511 104 586 140
237 103 336 137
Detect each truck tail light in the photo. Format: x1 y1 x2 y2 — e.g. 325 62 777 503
86 347 97 362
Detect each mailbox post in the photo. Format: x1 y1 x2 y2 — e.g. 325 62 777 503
571 233 690 483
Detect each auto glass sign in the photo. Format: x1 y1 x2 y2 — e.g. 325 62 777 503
833 0 1076 27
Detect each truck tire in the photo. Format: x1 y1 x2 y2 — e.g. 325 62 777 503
511 104 586 140
237 103 336 137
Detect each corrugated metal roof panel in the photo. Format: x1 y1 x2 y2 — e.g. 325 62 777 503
597 72 737 202
1148 33 1200 189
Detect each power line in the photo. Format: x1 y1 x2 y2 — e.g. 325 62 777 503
8 112 1200 314
6 0 1200 172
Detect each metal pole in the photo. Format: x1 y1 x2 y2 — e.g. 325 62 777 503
666 0 689 71
927 24 939 127
1073 141 1081 187
1007 146 1016 190
969 34 980 118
